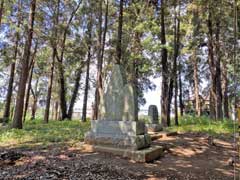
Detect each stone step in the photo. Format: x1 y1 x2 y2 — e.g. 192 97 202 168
83 144 164 163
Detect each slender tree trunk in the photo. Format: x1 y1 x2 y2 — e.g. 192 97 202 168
0 0 4 27
82 15 92 122
30 78 38 120
23 61 34 122
44 0 60 123
54 101 59 120
12 0 36 129
23 42 38 122
116 0 123 64
160 0 169 127
55 1 81 120
167 79 173 124
193 51 201 117
67 67 82 119
44 49 56 123
215 19 223 120
173 0 180 125
222 59 229 119
93 0 103 120
207 9 216 120
178 60 184 116
3 0 21 123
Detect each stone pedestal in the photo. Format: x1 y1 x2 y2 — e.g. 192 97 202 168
84 65 163 162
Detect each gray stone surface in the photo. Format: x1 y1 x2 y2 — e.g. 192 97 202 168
85 64 158 160
85 120 150 150
148 105 159 124
83 145 164 162
98 65 136 121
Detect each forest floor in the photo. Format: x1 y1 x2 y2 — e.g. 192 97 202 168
0 129 239 180
0 118 239 179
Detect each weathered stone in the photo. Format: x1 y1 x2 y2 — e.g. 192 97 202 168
84 64 161 162
98 65 136 121
83 144 164 163
148 105 159 124
146 105 162 132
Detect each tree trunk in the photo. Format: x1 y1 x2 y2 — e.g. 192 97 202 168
82 15 92 122
54 101 59 120
12 0 36 129
44 49 56 123
222 59 229 119
93 0 103 120
215 19 223 120
207 9 216 120
44 0 60 123
173 0 180 125
23 41 38 122
67 67 82 119
30 78 38 120
116 0 123 64
0 0 4 27
178 62 184 116
56 1 81 120
193 51 201 117
3 0 21 123
160 0 169 127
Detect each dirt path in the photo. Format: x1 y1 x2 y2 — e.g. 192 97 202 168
0 132 239 180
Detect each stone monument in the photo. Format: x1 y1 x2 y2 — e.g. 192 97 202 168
84 64 163 162
146 105 163 132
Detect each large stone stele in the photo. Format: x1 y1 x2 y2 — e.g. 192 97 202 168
84 64 163 162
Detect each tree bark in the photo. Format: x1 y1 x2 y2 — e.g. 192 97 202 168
67 67 82 119
160 0 169 127
55 0 82 120
30 78 38 120
178 60 184 116
215 19 223 120
207 9 216 120
222 58 229 119
116 0 123 64
12 0 36 129
44 0 60 123
173 0 180 125
3 0 21 123
0 0 4 27
81 15 92 122
23 41 38 122
93 0 103 120
193 51 201 117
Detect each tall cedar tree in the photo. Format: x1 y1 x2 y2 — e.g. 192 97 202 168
12 0 36 129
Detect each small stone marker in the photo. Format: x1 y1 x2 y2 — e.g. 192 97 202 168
148 105 159 124
146 105 162 132
84 64 163 162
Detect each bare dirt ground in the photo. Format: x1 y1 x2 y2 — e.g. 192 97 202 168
0 132 239 180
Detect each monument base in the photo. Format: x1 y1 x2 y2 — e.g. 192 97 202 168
146 123 163 132
83 144 163 163
84 120 164 162
85 120 151 150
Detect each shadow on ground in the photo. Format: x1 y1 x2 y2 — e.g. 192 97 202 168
0 132 239 180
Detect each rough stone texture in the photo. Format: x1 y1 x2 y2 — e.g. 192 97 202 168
83 144 164 163
98 65 136 121
84 64 162 162
148 105 159 124
146 105 162 132
85 120 150 150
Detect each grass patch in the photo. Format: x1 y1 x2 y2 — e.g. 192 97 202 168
0 119 90 148
167 115 236 136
